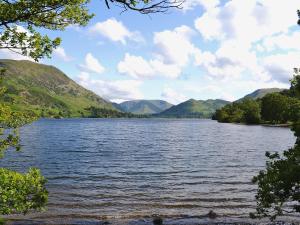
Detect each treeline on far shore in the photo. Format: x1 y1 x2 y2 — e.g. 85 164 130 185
213 77 300 125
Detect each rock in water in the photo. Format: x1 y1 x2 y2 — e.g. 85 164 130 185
207 210 217 219
153 216 163 225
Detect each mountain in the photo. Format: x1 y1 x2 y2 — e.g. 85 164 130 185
157 99 230 118
0 59 116 117
114 100 173 115
237 88 285 102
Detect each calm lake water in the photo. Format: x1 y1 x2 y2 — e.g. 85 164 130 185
1 119 297 224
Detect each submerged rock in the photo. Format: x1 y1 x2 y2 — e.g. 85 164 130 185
153 216 163 225
207 210 218 219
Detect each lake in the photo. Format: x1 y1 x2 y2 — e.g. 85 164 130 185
1 119 297 224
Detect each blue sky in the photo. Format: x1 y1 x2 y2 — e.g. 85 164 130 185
1 0 300 104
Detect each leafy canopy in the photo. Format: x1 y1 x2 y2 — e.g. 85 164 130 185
0 0 93 61
251 74 300 220
0 69 48 216
0 0 183 61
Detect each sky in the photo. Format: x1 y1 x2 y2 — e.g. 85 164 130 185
1 0 300 104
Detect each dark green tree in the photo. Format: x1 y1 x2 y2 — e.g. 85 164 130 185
252 74 300 220
241 99 261 124
261 93 290 124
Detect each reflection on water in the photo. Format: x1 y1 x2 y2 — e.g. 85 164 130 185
1 119 296 224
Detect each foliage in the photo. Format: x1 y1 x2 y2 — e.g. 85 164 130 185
251 74 300 220
0 0 183 61
0 0 93 61
242 99 261 124
0 168 48 215
214 99 261 124
214 89 300 125
86 106 148 118
0 69 48 216
289 68 300 98
261 93 290 124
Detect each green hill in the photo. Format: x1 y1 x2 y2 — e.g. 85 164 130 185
237 88 284 102
157 99 230 118
114 100 173 115
0 59 116 117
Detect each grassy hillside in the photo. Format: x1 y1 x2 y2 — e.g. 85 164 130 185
114 100 173 115
157 99 230 118
237 88 284 102
0 59 116 117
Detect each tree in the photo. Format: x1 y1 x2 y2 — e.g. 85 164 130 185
252 74 300 221
241 99 261 124
289 69 300 98
251 123 300 221
0 0 184 61
0 69 48 218
104 0 184 14
261 93 290 124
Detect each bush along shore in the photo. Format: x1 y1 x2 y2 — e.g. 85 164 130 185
212 77 300 126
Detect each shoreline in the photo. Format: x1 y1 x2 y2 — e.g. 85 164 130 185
4 218 300 225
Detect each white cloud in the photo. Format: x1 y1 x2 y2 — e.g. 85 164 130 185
262 52 300 83
153 25 197 66
76 72 143 102
118 53 155 79
193 0 300 83
117 53 182 79
161 87 189 104
117 25 200 79
183 0 220 11
79 53 105 74
195 0 298 44
0 49 33 61
89 18 143 45
53 47 72 62
261 31 300 52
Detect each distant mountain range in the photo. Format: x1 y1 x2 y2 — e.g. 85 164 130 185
0 59 116 117
237 88 285 102
113 100 173 115
0 59 286 118
156 99 231 118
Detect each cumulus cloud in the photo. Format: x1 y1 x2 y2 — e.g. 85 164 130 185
117 25 200 79
118 53 155 79
183 0 220 11
260 31 300 52
262 52 300 83
153 25 198 66
193 0 300 83
89 18 143 45
195 0 298 43
79 53 105 74
0 49 33 61
76 72 143 102
53 47 72 62
117 53 181 79
161 87 189 104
